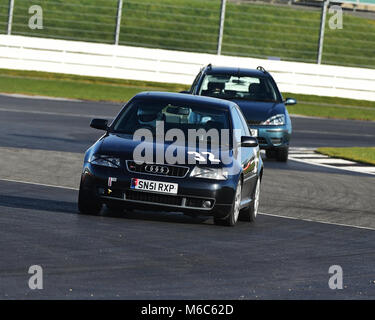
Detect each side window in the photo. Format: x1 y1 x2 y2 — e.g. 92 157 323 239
235 107 251 136
190 71 202 94
231 107 246 141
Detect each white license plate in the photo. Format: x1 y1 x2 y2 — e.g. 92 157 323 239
250 128 258 137
130 178 178 194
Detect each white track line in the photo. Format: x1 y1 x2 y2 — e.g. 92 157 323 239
0 93 82 102
290 114 374 124
302 158 357 165
0 107 110 119
294 129 375 138
342 166 375 173
288 148 375 176
0 178 78 190
0 178 373 231
288 148 316 154
259 212 375 231
288 154 329 158
289 156 375 176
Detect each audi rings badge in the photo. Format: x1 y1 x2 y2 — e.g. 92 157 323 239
144 165 169 175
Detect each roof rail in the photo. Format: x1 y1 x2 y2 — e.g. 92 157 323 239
206 63 212 70
256 66 267 73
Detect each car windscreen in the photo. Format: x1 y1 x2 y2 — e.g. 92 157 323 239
199 74 280 102
112 99 231 137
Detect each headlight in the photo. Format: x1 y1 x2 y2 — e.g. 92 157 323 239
190 166 228 180
89 154 121 168
261 114 285 126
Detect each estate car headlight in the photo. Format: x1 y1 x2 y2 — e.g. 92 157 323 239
190 166 228 180
89 154 121 168
261 114 285 126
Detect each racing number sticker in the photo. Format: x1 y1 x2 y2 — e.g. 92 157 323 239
188 151 220 163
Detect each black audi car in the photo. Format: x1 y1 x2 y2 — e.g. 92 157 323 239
78 92 263 226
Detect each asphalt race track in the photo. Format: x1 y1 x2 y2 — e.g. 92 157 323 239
1 94 375 299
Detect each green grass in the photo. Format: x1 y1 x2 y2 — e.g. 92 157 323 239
0 68 189 102
0 68 374 121
316 147 375 166
287 104 375 121
1 0 375 68
285 92 375 121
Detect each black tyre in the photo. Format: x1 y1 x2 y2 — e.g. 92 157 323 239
214 179 242 226
239 177 261 222
276 147 289 162
78 184 102 215
265 149 276 159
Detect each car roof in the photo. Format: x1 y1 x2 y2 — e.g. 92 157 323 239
134 91 237 110
205 66 269 78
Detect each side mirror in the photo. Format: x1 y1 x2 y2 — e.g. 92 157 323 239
179 90 190 94
90 118 108 130
284 97 297 105
241 136 258 148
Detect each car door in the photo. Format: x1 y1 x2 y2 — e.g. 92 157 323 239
232 106 258 200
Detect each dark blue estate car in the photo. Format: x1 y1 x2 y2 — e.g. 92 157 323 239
187 65 297 162
79 92 263 226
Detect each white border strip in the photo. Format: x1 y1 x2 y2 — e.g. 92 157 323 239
289 156 375 176
2 35 375 101
259 212 375 231
0 178 79 190
0 107 110 119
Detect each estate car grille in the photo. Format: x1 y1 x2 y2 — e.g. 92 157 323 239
256 137 267 145
271 138 283 145
247 120 262 125
126 161 189 178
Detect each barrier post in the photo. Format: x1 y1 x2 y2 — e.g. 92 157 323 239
217 0 227 55
7 0 15 35
317 0 329 64
115 0 123 45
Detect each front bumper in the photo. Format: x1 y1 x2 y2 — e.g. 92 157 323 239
80 163 238 218
250 125 291 150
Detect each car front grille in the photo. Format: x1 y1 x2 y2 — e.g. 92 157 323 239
186 198 206 208
256 137 267 145
124 190 214 209
126 190 183 205
271 138 283 145
126 161 189 178
247 120 262 125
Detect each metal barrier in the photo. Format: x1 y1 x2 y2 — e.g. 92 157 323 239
1 35 374 101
